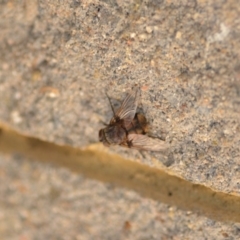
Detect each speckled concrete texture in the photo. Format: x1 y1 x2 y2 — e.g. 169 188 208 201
0 0 240 238
1 153 240 240
1 0 239 194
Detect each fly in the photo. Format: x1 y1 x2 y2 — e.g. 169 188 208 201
99 87 167 151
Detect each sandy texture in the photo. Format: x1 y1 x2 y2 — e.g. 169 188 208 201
0 0 240 239
1 153 240 240
1 0 239 194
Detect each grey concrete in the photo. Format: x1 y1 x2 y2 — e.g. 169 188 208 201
0 153 239 240
1 0 239 194
0 0 240 238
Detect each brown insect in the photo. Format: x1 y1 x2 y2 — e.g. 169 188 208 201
99 87 167 151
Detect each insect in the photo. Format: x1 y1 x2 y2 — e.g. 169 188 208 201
99 87 167 151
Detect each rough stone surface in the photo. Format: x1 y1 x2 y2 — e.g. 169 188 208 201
1 0 239 194
0 0 240 238
0 153 240 240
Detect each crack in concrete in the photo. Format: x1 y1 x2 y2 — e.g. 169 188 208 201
0 123 239 223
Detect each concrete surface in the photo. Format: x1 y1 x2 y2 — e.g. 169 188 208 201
0 0 240 193
1 153 240 240
0 0 240 239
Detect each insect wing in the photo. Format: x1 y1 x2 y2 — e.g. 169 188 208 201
126 134 168 152
113 87 139 128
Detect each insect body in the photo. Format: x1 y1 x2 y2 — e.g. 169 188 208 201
99 87 167 151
